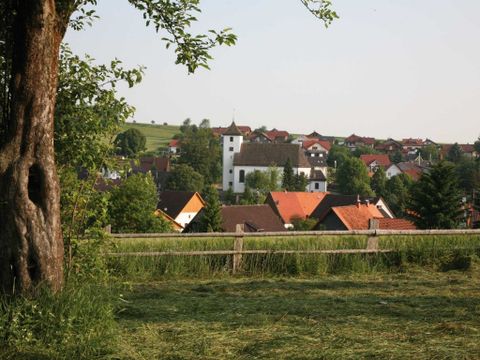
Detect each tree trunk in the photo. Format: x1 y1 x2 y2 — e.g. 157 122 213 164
0 0 68 294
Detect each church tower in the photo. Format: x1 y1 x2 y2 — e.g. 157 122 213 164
222 122 243 191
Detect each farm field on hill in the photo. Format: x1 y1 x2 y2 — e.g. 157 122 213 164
116 269 480 359
121 122 180 152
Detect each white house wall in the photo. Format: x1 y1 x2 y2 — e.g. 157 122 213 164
308 181 327 192
386 165 402 179
175 212 199 228
233 166 312 193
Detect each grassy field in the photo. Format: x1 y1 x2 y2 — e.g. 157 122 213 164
121 122 180 152
108 234 480 279
116 268 480 359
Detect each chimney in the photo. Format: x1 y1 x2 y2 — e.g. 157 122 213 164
366 199 370 207
356 194 361 208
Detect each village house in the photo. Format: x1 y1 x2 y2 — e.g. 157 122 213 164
168 139 181 154
248 129 290 143
265 191 328 228
185 204 286 233
440 143 479 159
359 154 391 173
156 191 205 228
310 194 395 221
315 203 416 231
222 122 314 193
374 138 403 154
344 134 375 151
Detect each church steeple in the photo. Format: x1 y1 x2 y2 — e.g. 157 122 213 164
222 122 243 191
223 121 243 136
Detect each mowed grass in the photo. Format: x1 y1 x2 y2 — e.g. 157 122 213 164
116 267 480 359
121 122 180 151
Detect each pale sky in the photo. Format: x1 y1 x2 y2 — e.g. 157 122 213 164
65 0 480 143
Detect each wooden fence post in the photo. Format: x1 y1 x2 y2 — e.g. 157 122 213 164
233 224 244 274
366 224 379 251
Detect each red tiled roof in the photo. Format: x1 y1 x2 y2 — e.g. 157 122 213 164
266 191 328 224
331 204 384 230
302 139 332 152
360 154 391 168
264 130 289 141
402 138 424 146
169 139 180 147
377 218 416 230
402 168 422 181
345 134 375 145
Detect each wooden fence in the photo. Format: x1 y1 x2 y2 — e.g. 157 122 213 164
109 229 480 273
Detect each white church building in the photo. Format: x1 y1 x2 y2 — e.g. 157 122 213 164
222 122 326 193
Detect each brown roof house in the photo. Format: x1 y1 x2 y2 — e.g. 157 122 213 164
185 204 286 233
156 191 205 228
344 134 375 151
221 122 314 193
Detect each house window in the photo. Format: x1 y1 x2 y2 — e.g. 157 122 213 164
229 181 233 187
229 169 233 174
315 183 319 190
229 147 234 151
230 136 234 142
239 170 245 183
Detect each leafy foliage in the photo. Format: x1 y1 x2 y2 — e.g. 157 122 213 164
128 0 237 73
455 158 480 197
282 158 295 190
327 144 351 167
446 143 464 164
55 45 143 169
409 161 464 229
223 186 236 205
291 217 317 231
199 185 222 232
177 122 221 185
299 0 339 27
420 144 440 163
165 164 205 192
353 145 378 158
389 150 403 164
293 173 309 191
109 173 172 233
370 167 387 198
336 157 374 196
384 174 412 217
114 128 147 157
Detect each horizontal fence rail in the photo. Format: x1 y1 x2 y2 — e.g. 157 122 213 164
108 229 480 273
111 229 480 239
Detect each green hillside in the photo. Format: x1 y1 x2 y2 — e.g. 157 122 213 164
121 122 180 152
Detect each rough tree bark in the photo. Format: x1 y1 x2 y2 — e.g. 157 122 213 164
0 0 71 294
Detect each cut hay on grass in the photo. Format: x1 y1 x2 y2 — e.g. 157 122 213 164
116 267 480 359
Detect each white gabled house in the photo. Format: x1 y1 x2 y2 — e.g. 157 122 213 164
386 163 402 179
